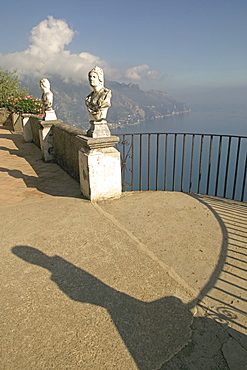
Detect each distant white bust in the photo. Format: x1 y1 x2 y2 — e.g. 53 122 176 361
40 78 57 120
40 78 53 111
85 66 111 122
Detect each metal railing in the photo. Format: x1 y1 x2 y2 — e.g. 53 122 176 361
116 133 247 202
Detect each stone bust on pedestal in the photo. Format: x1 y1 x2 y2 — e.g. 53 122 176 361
40 78 57 121
78 66 121 200
85 66 111 137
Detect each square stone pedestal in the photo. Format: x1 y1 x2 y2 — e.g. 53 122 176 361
22 114 33 142
78 135 122 201
87 120 111 138
44 110 57 121
39 119 62 162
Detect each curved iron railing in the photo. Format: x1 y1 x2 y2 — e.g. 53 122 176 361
115 133 247 202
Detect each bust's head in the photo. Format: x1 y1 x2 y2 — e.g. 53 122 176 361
88 66 104 88
40 78 50 91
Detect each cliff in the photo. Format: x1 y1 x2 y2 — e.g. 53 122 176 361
23 77 190 129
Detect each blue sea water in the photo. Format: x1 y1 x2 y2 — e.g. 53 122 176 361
111 102 247 201
112 104 246 137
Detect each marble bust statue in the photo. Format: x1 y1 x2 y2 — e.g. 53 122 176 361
85 66 111 122
40 78 57 120
40 78 53 111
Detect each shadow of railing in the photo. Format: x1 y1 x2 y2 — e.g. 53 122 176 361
189 195 247 332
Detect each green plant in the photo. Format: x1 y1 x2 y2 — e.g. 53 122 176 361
0 67 28 107
5 95 44 115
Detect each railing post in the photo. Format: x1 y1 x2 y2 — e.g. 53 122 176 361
241 153 247 202
232 137 241 199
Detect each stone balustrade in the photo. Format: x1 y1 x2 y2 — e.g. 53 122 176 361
1 110 122 201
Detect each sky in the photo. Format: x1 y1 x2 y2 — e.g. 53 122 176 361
0 0 247 102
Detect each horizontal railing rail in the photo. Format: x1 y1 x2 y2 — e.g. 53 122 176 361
115 132 247 202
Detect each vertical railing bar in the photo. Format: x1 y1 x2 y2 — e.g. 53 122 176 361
172 134 177 191
232 137 241 200
206 135 213 195
147 134 151 190
215 136 222 196
223 136 232 198
189 134 195 193
156 134 160 190
181 134 186 192
119 132 246 200
241 152 247 202
198 135 204 194
139 134 142 191
122 134 126 192
164 134 168 191
131 134 134 191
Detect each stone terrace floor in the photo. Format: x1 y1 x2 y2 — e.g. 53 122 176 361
1 125 247 369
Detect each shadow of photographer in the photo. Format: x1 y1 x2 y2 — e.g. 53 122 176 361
12 245 247 369
12 245 193 369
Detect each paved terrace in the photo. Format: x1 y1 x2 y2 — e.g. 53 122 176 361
1 125 247 370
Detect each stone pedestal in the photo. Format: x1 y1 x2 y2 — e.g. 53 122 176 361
12 113 23 133
23 114 33 142
78 135 122 201
39 119 61 162
44 109 57 121
87 120 111 138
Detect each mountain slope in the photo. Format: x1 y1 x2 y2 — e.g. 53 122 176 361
22 76 190 129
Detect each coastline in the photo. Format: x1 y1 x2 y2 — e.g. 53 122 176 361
108 109 191 129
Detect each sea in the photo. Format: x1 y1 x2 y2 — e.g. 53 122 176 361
110 100 247 201
111 102 246 137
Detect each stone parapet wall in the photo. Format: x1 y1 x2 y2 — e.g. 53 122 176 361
21 116 87 181
13 117 121 199
52 122 86 182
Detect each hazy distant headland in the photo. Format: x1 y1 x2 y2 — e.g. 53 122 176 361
23 76 190 130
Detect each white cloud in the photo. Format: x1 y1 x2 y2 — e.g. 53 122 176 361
29 16 74 55
0 16 112 83
0 16 160 85
147 70 159 80
125 65 149 80
124 64 159 81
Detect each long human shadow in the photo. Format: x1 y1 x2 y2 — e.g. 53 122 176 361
12 246 247 369
12 245 193 369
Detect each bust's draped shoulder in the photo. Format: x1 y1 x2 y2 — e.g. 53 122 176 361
86 88 111 111
42 91 53 110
